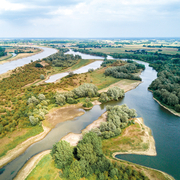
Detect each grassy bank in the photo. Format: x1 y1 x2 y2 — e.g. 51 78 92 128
0 126 43 158
25 154 61 180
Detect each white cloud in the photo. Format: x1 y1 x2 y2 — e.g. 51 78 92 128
0 0 27 12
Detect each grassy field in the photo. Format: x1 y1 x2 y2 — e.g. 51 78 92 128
0 126 43 158
85 46 180 55
102 123 148 156
25 154 61 180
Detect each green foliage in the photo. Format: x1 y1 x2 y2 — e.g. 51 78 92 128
55 93 66 106
107 86 124 101
40 74 45 80
51 131 149 180
29 116 39 126
99 105 136 139
99 87 124 103
43 49 81 67
51 140 73 169
73 83 98 98
35 63 43 68
104 62 143 81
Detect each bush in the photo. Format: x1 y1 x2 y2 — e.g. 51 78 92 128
83 101 93 108
99 93 109 103
27 96 39 105
40 74 45 80
29 116 39 126
38 94 46 101
73 83 98 98
55 93 66 106
35 63 43 68
67 98 78 104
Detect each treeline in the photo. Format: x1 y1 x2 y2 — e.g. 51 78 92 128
104 62 144 81
149 64 180 112
51 132 149 180
72 48 107 58
0 47 7 57
110 50 180 113
43 48 81 67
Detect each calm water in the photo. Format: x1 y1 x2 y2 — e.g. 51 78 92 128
0 47 57 75
0 51 180 180
45 61 102 83
65 49 113 60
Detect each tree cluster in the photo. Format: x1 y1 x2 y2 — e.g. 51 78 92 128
51 131 149 180
99 87 124 103
73 48 107 58
43 48 81 67
104 62 144 81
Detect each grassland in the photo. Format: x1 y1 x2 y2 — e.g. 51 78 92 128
82 45 180 55
0 126 43 158
25 154 61 180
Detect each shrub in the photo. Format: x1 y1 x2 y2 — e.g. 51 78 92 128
29 116 39 126
40 74 45 80
55 93 66 106
38 94 46 101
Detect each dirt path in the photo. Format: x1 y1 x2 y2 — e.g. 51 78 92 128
0 125 51 168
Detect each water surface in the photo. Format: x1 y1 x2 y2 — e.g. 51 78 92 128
45 61 102 83
0 47 57 75
0 51 180 180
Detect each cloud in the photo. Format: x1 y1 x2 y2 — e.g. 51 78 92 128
0 0 180 37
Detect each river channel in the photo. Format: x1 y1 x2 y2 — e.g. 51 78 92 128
0 50 180 180
0 47 57 75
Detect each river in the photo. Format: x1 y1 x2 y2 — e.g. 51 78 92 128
0 47 57 75
0 50 180 180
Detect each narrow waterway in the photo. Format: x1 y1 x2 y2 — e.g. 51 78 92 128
0 51 179 180
45 61 102 83
0 47 57 75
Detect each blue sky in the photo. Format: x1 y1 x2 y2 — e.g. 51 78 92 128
0 0 180 38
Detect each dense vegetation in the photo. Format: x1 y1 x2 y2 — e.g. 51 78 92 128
104 61 145 81
95 104 136 139
149 62 180 112
51 131 149 180
43 48 81 67
72 48 107 58
0 47 7 57
99 87 124 103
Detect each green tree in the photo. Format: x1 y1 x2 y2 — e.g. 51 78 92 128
51 140 73 169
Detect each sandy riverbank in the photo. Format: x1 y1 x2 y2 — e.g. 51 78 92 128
99 79 141 93
0 104 85 168
112 117 156 157
0 125 51 168
14 150 51 180
0 47 43 65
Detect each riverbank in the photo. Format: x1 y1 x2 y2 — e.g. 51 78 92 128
20 114 173 180
0 104 85 168
0 47 43 65
153 97 180 117
112 157 175 180
99 79 141 93
112 117 156 157
0 125 51 168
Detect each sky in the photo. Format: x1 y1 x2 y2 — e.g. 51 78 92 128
0 0 180 38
